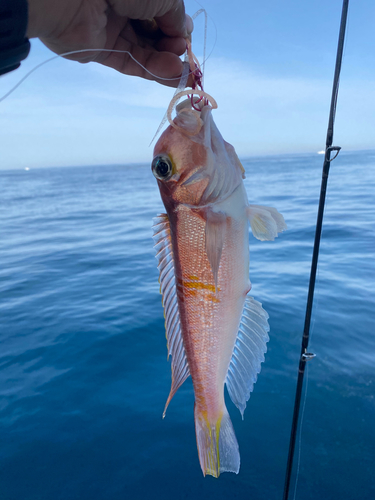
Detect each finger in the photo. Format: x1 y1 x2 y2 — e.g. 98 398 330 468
109 0 191 37
155 5 191 38
185 15 194 36
129 20 186 56
155 36 187 56
129 19 162 41
100 36 184 88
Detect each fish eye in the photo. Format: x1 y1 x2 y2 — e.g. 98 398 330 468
152 155 173 181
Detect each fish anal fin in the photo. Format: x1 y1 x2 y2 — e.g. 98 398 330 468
205 210 227 289
246 205 287 241
152 214 190 418
225 296 270 417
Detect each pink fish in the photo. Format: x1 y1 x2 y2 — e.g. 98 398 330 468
152 92 286 477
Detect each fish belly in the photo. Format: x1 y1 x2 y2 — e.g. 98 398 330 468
172 187 250 419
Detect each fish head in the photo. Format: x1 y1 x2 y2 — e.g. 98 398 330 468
152 98 245 210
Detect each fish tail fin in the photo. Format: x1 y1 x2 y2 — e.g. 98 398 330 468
194 404 240 478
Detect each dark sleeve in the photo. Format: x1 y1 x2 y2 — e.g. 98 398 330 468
0 0 30 76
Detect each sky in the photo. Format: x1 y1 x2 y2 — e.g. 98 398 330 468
0 0 374 169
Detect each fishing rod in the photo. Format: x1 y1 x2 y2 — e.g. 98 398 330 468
282 1 349 499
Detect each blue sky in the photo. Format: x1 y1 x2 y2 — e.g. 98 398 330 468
0 0 374 169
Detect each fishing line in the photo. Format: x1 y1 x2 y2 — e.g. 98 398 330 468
292 364 310 500
0 9 217 106
282 1 349 499
192 8 207 88
292 212 324 497
292 267 321 498
294 22 346 479
192 3 218 82
191 0 219 88
149 7 216 145
286 3 346 488
0 48 181 104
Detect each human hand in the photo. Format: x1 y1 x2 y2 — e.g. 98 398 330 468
26 0 193 87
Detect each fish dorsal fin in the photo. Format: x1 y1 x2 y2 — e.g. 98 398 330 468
246 205 287 241
152 214 190 417
225 296 270 418
205 210 227 289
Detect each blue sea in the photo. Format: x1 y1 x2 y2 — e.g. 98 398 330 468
1 151 374 500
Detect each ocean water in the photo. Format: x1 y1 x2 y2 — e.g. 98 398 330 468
0 151 374 500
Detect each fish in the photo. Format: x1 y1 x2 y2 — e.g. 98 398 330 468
151 92 286 478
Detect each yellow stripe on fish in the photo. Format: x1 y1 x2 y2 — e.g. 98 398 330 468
177 277 221 303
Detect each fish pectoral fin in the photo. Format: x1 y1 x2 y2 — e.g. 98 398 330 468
225 296 270 417
246 205 287 241
205 210 227 289
152 214 190 418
